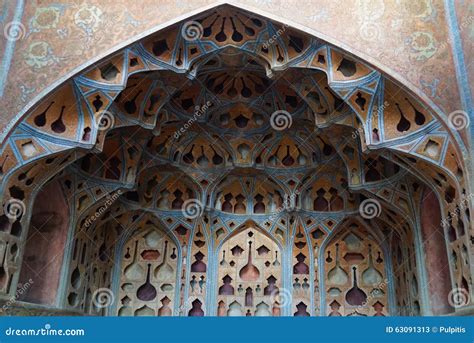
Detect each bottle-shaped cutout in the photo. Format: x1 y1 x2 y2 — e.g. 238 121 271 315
124 241 144 281
293 253 309 274
376 251 383 264
195 226 203 238
92 95 103 112
395 103 411 132
327 244 349 285
272 251 280 266
227 301 243 316
158 296 172 316
215 17 227 42
210 146 223 165
214 75 230 94
317 137 333 156
240 77 251 98
124 90 143 114
272 301 281 316
248 75 264 93
203 14 220 38
206 71 223 89
296 147 307 165
154 241 174 281
267 145 281 166
239 241 260 281
362 244 383 286
198 276 205 292
136 264 157 301
326 250 333 263
220 250 228 266
302 278 310 290
196 146 209 167
175 48 183 66
345 267 367 306
234 194 246 213
147 93 161 113
183 144 195 164
355 92 366 111
34 101 54 127
190 275 197 292
296 226 304 239
275 45 284 63
51 106 66 133
134 305 154 316
230 17 243 42
314 188 329 211
250 17 263 27
255 302 271 316
217 301 226 316
405 97 426 125
237 284 244 294
282 145 295 166
227 78 238 97
235 14 255 36
235 111 249 127
191 252 206 272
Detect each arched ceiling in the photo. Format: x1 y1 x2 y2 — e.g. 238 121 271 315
0 5 471 311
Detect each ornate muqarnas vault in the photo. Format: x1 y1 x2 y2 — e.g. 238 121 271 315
0 5 471 317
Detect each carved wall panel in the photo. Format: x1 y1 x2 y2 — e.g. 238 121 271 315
324 221 388 316
217 227 282 316
117 227 179 316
